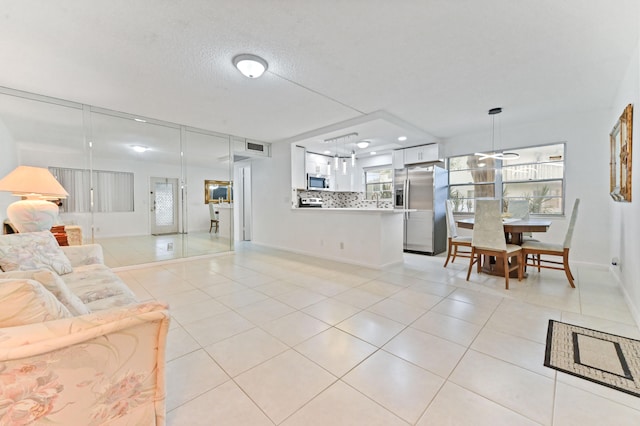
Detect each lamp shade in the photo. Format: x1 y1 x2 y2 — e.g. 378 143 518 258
0 166 68 199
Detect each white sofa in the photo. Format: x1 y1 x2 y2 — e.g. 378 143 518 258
0 231 169 425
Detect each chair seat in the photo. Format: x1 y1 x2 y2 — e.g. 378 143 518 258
452 236 472 243
475 243 522 254
521 236 539 242
521 241 563 253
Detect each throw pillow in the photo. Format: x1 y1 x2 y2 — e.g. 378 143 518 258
0 278 72 327
0 231 73 275
1 269 91 315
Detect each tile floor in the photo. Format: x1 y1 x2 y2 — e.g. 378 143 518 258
115 243 640 425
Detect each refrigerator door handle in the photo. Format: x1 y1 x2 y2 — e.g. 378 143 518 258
405 179 410 220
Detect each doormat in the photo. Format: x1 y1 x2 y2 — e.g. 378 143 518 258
544 320 640 398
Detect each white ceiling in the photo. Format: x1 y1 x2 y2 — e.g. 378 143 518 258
0 0 638 151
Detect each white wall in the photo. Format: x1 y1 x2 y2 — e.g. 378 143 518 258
442 110 613 266
610 37 640 324
0 120 18 215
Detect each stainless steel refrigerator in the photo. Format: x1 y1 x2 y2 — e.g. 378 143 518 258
394 164 448 255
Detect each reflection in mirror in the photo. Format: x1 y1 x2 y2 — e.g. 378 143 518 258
0 88 234 268
184 130 233 257
89 110 184 266
205 180 233 204
0 91 88 233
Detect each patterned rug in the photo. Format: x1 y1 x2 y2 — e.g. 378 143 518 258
544 320 640 397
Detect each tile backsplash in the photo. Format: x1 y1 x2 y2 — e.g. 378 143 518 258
297 190 393 209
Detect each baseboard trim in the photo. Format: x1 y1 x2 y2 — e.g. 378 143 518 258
250 241 402 270
611 265 640 331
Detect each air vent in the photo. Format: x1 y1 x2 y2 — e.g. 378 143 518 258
247 142 265 152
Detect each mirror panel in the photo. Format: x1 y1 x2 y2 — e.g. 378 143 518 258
0 88 235 267
183 129 233 257
89 110 184 266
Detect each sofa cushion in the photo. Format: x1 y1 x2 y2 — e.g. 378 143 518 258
63 264 138 311
0 278 72 327
1 269 91 316
0 231 73 275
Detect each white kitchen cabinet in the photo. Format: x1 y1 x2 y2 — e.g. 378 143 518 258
392 150 404 169
334 168 350 191
403 144 439 165
306 152 330 176
291 145 306 190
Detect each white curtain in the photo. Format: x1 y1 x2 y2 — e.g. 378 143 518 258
49 167 133 213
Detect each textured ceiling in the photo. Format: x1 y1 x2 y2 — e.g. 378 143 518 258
0 0 638 146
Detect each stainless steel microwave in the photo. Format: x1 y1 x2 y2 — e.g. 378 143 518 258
307 175 330 190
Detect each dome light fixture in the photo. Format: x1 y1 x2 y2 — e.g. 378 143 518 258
356 140 370 149
397 136 407 142
232 54 268 78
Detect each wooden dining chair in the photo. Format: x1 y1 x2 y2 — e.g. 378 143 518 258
444 199 472 267
466 199 523 289
208 202 220 233
521 199 580 287
507 199 538 243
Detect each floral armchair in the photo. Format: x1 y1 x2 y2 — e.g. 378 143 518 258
0 301 169 425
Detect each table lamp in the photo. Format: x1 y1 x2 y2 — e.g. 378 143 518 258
0 165 69 233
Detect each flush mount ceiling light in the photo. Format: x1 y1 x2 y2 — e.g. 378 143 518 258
356 140 370 149
397 136 407 142
131 145 149 153
232 54 268 78
474 107 520 160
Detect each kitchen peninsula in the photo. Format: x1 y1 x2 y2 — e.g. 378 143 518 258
292 205 407 268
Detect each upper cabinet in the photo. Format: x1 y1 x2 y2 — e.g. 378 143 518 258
402 144 439 165
392 150 404 169
306 153 330 176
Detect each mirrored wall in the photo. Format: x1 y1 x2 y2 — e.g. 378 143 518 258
0 87 234 267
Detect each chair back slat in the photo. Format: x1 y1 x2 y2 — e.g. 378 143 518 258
508 199 530 220
445 200 458 239
563 198 580 248
472 200 506 251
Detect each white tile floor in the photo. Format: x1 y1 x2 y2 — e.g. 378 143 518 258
115 243 640 425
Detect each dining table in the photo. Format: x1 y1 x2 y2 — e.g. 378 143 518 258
456 217 552 277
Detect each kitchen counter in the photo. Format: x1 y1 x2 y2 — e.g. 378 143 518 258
293 208 415 213
289 206 405 268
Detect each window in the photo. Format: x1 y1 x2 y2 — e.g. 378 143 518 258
50 167 134 213
364 167 393 199
448 143 565 215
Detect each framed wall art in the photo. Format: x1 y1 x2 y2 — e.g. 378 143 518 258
610 103 633 202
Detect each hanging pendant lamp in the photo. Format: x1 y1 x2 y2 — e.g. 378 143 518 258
475 108 519 160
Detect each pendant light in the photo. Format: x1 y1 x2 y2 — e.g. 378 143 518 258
327 161 331 175
351 149 356 166
474 108 519 160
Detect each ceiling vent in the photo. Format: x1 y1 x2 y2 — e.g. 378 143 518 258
247 141 265 153
233 137 271 158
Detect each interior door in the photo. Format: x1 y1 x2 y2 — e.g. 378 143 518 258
150 177 179 235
